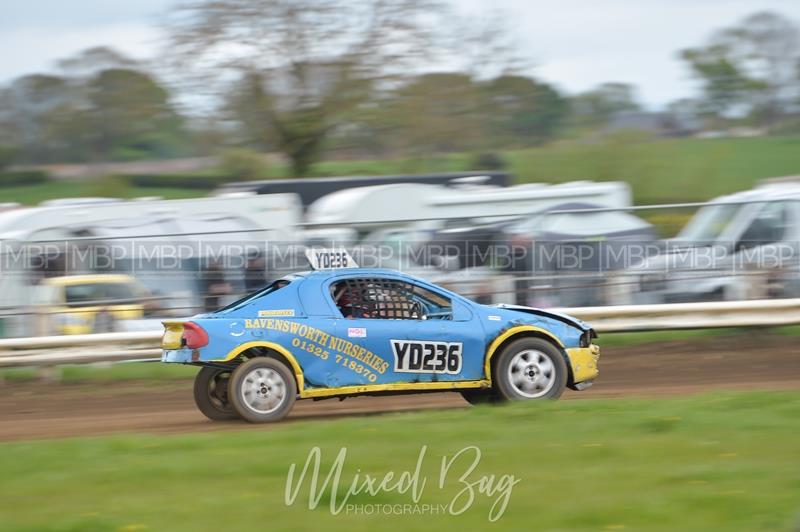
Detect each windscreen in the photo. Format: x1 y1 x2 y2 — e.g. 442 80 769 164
65 282 141 307
678 203 743 242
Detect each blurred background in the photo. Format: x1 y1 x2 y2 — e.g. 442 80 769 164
0 0 799 337
2 4 800 531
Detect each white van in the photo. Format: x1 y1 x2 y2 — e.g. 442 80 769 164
628 182 800 303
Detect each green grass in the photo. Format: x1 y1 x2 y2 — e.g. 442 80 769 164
312 135 800 204
597 325 800 347
504 135 800 204
3 179 206 205
1 391 798 531
598 328 735 347
0 361 198 383
7 136 800 206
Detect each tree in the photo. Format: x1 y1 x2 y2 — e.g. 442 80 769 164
447 9 524 80
0 74 75 163
167 0 454 176
0 48 189 163
680 11 800 126
382 72 485 154
481 75 566 146
680 44 763 121
569 82 641 128
319 73 565 158
57 46 139 77
223 70 338 173
86 68 186 160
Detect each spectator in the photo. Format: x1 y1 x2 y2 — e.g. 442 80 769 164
201 259 232 312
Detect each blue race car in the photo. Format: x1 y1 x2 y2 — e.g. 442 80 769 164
162 253 599 422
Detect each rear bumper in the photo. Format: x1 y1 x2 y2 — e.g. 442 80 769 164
565 344 600 384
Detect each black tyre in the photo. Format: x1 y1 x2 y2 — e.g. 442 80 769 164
493 337 568 400
460 389 500 406
193 366 238 421
229 357 297 423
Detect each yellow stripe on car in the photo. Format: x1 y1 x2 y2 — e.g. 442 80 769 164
301 380 490 399
483 325 565 382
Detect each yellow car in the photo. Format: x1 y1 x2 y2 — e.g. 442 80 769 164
35 274 152 335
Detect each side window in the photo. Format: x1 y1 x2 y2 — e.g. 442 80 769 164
737 202 790 250
410 284 453 320
331 278 452 320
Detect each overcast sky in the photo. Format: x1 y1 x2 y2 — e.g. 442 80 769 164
2 0 799 108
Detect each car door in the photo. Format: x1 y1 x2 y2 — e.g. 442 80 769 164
326 275 487 387
732 201 797 298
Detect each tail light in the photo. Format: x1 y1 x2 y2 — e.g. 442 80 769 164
182 322 209 349
162 321 184 349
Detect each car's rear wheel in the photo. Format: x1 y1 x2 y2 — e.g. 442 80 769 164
193 366 238 421
493 337 567 400
229 357 297 423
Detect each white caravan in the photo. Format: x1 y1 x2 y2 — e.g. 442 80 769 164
304 181 631 307
0 194 302 337
305 180 631 238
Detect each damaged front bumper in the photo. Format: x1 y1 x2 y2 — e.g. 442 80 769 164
565 343 600 389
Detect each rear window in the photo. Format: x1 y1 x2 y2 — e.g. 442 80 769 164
216 278 292 313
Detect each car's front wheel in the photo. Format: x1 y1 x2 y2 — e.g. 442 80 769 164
229 357 297 423
493 337 567 400
193 366 238 421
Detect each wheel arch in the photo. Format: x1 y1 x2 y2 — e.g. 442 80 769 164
484 326 571 384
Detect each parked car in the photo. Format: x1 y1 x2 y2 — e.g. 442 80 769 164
421 203 656 307
34 274 156 335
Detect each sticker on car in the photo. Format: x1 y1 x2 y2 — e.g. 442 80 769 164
348 327 367 338
390 339 462 375
258 309 295 317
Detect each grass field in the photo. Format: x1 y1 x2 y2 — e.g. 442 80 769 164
0 391 798 532
0 179 206 205
5 136 800 206
312 135 800 204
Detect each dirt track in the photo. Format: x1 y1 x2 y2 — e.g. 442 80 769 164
1 334 798 441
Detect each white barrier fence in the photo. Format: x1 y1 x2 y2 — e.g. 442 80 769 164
1 298 800 369
556 298 800 332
